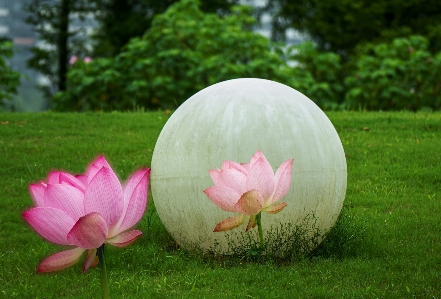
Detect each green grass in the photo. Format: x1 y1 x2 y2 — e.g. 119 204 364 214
0 111 440 298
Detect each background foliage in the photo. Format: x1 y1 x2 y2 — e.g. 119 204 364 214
90 0 240 57
345 36 441 111
259 0 441 111
286 36 441 111
285 42 344 109
53 0 292 111
23 0 240 104
263 0 441 55
24 0 92 98
0 40 21 107
10 0 441 111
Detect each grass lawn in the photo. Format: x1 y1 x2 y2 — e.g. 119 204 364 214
0 111 440 298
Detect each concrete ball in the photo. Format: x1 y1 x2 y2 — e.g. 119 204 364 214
151 78 347 253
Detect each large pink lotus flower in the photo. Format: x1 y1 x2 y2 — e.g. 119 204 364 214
22 156 150 273
204 150 293 232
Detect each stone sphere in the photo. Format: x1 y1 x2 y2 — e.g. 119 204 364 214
151 78 346 253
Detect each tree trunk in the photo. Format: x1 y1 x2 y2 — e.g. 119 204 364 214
58 0 70 92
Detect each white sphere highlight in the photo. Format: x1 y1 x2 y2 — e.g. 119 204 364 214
151 78 347 253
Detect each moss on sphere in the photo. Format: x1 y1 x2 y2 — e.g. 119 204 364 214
151 78 347 253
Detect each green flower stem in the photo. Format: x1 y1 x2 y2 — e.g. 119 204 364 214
256 212 264 249
97 244 111 299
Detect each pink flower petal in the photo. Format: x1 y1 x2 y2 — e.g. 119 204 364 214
37 247 85 273
271 158 294 204
240 162 251 171
209 169 221 185
218 168 247 195
67 212 108 249
85 156 112 183
226 161 248 175
234 189 264 215
44 184 85 220
246 214 257 231
75 175 88 186
221 161 248 174
82 248 98 273
22 207 76 245
203 186 241 212
86 166 101 183
84 167 124 228
114 169 150 235
59 172 86 193
246 157 275 200
29 183 45 207
249 150 265 168
221 161 232 169
107 230 142 247
213 215 246 232
47 171 62 184
263 202 287 214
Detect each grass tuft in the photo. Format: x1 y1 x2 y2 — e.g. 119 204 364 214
205 208 369 265
311 207 371 259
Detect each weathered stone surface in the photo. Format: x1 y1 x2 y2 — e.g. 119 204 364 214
151 78 347 253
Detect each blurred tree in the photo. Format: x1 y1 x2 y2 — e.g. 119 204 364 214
89 0 241 57
89 0 174 57
0 40 21 108
285 42 344 109
24 0 241 105
263 0 441 56
24 0 94 100
53 0 292 111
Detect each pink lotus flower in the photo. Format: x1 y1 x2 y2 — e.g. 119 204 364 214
83 56 92 63
204 150 293 232
23 156 150 273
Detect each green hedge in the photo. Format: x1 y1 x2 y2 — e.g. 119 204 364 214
53 0 441 111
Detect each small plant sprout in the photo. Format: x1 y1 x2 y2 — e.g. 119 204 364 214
204 150 293 248
22 156 150 299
